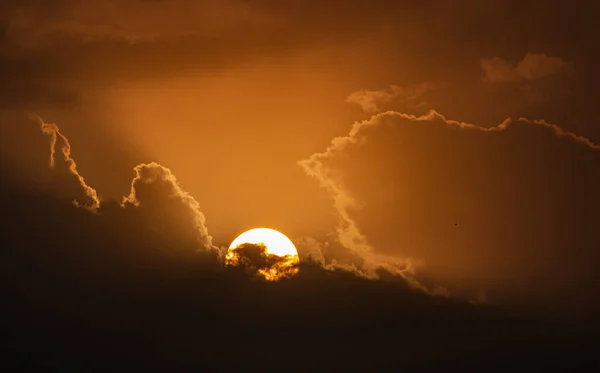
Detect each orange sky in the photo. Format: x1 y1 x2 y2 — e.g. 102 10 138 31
1 0 600 313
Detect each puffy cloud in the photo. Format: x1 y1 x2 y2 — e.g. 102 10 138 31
298 110 510 256
122 162 221 254
480 53 572 84
34 115 220 255
299 108 600 305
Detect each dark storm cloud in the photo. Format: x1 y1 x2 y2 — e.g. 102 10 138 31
1 175 596 369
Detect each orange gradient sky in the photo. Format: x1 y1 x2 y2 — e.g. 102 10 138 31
1 0 600 314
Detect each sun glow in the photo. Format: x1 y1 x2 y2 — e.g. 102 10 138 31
225 228 300 280
228 228 298 256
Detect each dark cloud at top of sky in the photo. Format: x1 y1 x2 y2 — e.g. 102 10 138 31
0 0 421 48
1 0 599 115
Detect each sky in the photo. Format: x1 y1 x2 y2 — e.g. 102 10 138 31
2 0 600 344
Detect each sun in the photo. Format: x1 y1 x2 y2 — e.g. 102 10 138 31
225 228 300 280
228 228 298 257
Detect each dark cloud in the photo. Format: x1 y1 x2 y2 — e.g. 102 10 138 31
0 0 422 49
225 242 299 280
0 0 598 119
1 108 598 370
1 177 596 370
476 53 576 119
480 53 572 84
6 183 600 369
2 0 270 48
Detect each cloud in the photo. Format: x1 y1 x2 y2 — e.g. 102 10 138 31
122 162 221 255
293 236 327 265
298 107 600 301
5 176 588 371
225 242 299 281
34 114 100 211
29 114 440 295
480 53 571 84
3 0 272 48
346 83 437 113
33 115 220 255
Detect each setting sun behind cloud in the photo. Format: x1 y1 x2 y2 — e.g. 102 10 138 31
228 228 298 257
225 228 300 281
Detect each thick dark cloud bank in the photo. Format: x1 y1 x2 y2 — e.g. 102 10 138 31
1 179 597 371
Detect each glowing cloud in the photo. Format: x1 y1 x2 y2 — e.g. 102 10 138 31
31 115 219 255
33 114 100 211
122 162 220 254
298 108 600 289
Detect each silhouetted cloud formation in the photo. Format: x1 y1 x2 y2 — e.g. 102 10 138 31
225 242 299 281
1 177 596 370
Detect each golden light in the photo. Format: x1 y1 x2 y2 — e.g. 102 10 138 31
225 228 300 281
